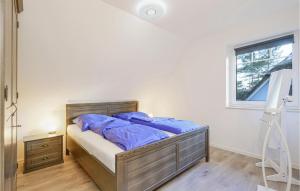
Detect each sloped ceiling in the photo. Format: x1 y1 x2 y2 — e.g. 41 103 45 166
102 0 299 40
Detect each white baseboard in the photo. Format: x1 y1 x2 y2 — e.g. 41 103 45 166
211 143 300 170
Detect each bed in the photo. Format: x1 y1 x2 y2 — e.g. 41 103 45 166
66 101 209 191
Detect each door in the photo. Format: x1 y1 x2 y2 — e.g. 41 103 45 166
4 0 14 190
1 0 22 191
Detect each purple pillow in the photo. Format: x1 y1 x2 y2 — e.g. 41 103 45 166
112 112 149 120
74 114 114 132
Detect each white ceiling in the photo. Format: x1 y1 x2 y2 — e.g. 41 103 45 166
102 0 299 40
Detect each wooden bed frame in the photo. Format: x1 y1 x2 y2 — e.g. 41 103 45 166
66 101 209 191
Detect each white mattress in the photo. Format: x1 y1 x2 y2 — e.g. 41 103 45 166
67 124 175 173
67 124 123 172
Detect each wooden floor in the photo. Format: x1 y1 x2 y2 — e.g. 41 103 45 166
17 147 300 191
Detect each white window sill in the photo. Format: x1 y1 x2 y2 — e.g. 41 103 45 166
226 105 300 113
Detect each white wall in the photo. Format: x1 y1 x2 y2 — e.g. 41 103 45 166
174 7 300 166
17 0 186 160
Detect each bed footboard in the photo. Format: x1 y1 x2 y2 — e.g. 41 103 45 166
116 127 208 191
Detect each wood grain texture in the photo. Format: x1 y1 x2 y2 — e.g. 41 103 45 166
65 101 138 125
127 145 177 191
177 133 206 170
17 147 300 191
23 135 64 173
65 101 209 191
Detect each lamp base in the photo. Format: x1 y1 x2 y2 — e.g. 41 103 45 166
48 131 57 135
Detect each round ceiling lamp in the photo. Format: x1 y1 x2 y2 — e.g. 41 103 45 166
137 1 166 20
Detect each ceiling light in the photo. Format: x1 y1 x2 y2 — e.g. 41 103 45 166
145 8 157 16
137 1 166 20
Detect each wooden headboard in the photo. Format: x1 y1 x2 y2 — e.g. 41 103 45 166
66 101 138 126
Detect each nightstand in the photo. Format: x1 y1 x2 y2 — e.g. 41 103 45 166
23 133 64 173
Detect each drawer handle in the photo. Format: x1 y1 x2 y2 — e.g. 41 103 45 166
42 156 49 160
40 144 49 148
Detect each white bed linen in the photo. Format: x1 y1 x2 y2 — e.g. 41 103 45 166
67 124 122 172
67 124 175 173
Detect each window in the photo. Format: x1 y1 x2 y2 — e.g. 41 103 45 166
227 33 299 110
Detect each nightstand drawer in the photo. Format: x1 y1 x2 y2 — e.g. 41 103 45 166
26 144 62 156
27 152 62 169
26 137 62 152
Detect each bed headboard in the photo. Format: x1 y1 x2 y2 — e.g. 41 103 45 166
66 101 138 126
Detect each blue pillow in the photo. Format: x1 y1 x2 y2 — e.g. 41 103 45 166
74 114 114 131
112 112 149 120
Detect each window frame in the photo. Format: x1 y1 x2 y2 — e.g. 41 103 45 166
226 32 299 111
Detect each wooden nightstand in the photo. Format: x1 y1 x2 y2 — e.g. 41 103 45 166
23 133 64 173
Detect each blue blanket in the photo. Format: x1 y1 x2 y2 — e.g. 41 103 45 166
102 119 169 151
74 114 169 151
113 112 201 134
